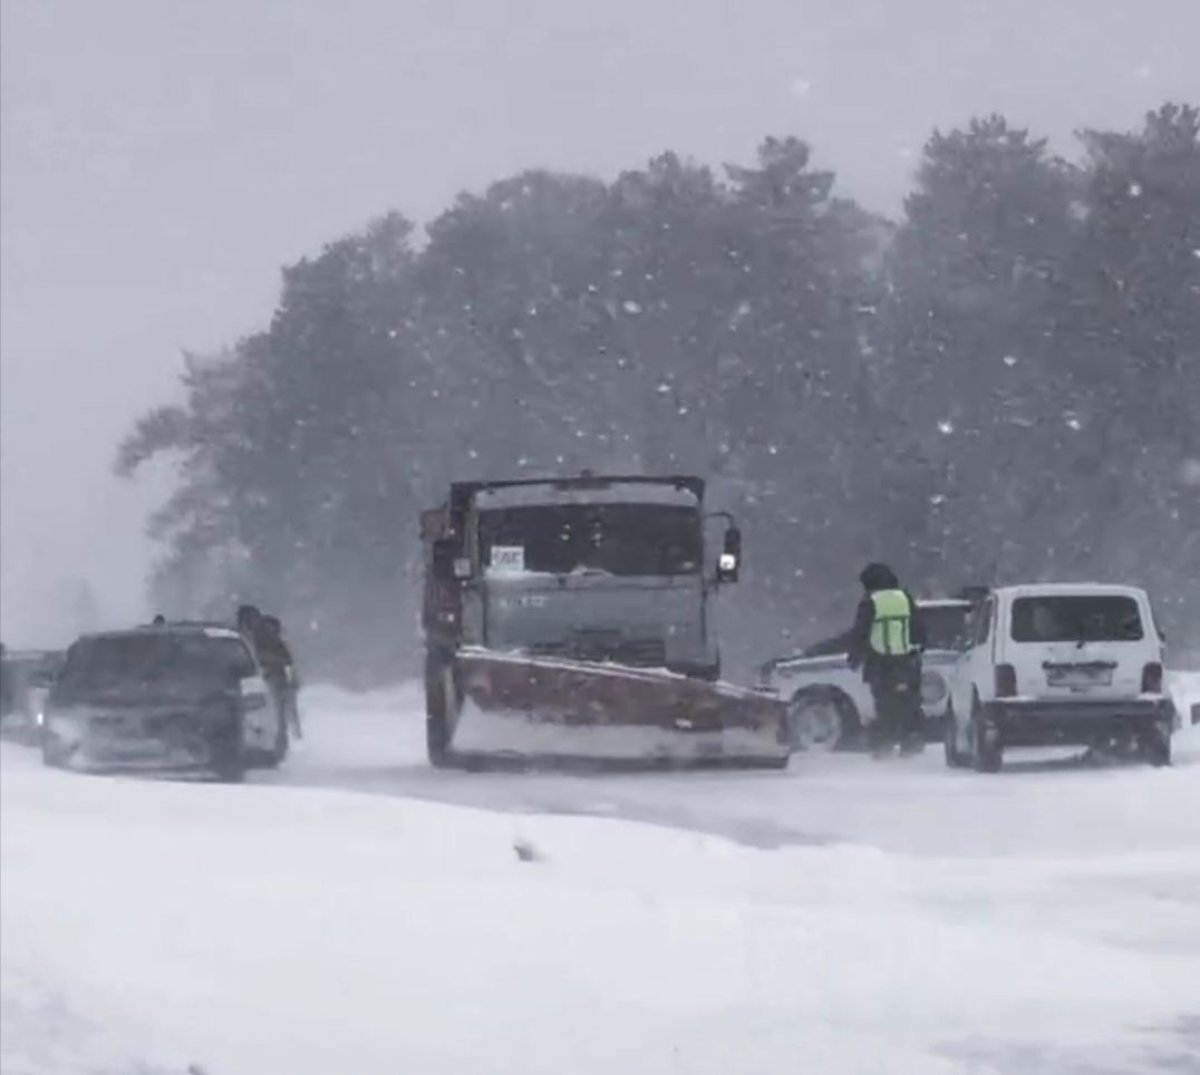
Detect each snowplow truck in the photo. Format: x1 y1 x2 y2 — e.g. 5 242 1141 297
419 474 790 769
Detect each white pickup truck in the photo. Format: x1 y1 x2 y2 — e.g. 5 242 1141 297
944 583 1176 771
759 598 974 751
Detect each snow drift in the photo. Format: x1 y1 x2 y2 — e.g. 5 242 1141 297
1 672 1197 1074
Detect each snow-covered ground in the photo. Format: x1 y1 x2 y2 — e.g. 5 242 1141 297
2 674 1198 1074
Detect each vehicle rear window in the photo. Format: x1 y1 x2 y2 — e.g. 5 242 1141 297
1010 596 1143 643
919 605 972 651
59 634 254 688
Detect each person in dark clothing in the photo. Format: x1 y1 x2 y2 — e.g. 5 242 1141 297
236 604 263 641
846 562 927 758
256 614 302 739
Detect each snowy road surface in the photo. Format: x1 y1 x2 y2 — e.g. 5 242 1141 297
2 674 1198 1074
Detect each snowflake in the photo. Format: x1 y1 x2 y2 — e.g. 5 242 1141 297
622 300 643 314
937 419 955 435
1002 354 1019 367
656 382 672 394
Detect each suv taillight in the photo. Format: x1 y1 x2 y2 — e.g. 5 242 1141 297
1142 662 1164 694
995 664 1017 698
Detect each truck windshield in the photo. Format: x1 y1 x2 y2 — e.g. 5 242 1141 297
1010 596 1144 643
478 504 701 577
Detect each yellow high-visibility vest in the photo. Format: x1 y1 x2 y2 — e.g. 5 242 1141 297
869 589 913 655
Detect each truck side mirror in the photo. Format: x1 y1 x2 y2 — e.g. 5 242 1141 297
717 527 742 583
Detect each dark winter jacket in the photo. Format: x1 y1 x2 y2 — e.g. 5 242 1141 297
253 617 296 687
846 563 925 680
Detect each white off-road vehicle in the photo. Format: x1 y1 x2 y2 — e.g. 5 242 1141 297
944 583 1176 771
759 598 974 751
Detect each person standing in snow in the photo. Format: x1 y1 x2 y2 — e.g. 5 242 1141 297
236 604 263 643
846 563 927 758
256 614 302 740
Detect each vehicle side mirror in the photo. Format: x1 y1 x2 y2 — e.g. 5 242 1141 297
716 527 742 583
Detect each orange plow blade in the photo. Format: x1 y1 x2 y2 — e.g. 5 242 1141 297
444 647 791 769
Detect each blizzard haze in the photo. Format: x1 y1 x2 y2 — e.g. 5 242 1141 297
1 0 1197 645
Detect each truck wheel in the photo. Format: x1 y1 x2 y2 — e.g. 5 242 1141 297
424 656 456 769
1139 729 1172 768
943 702 969 769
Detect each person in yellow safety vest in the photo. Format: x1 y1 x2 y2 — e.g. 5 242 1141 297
846 562 927 758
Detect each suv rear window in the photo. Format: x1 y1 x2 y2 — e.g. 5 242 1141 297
1010 596 1143 643
59 634 254 689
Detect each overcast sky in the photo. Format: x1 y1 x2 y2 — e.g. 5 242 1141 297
1 0 1196 646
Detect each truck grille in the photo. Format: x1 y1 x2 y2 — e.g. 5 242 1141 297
530 636 667 668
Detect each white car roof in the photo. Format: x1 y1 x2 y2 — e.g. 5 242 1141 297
991 583 1148 600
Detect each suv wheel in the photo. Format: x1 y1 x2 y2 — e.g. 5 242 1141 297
1139 728 1172 768
970 697 1003 773
213 721 247 783
41 735 69 770
263 709 289 769
943 702 968 769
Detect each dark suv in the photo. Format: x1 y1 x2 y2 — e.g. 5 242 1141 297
40 623 286 781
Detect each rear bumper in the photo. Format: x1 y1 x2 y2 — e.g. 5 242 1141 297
45 721 232 773
979 698 1175 747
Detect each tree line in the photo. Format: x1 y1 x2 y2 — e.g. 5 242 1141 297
118 103 1200 682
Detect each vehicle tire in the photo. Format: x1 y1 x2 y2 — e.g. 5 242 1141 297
1139 729 1172 768
263 711 290 769
41 735 68 769
213 722 247 784
943 702 969 769
969 697 1003 773
787 690 859 752
425 653 457 769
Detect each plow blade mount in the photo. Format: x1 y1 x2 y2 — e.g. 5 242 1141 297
438 648 791 769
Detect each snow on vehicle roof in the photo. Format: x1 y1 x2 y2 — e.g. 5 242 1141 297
916 598 973 608
82 623 243 641
474 481 700 508
992 583 1148 599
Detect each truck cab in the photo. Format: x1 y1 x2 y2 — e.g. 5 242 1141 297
423 474 739 679
416 474 787 769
